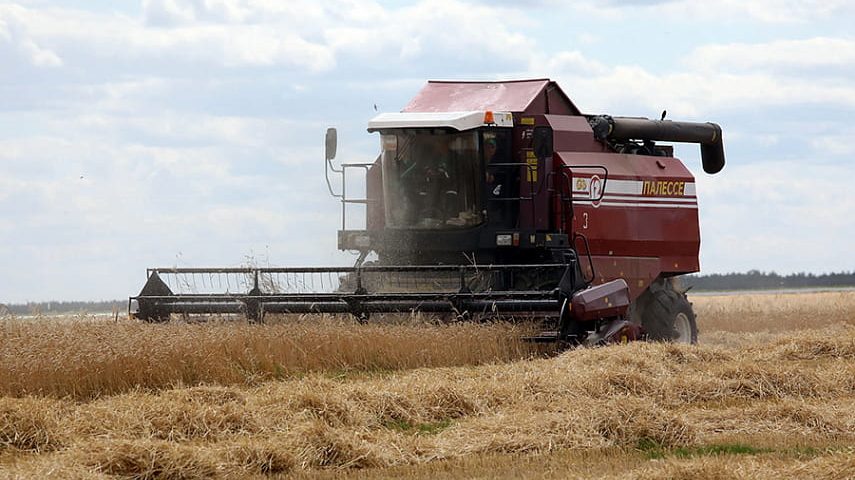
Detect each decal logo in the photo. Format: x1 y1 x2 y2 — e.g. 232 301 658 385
642 180 685 196
590 175 602 208
526 151 538 182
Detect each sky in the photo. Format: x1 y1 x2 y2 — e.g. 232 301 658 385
1 0 853 302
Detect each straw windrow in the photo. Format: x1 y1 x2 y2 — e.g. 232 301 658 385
0 291 853 478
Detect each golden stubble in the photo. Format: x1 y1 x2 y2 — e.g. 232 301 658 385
0 291 853 478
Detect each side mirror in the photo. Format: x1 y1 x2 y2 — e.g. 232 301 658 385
533 126 553 159
325 127 337 161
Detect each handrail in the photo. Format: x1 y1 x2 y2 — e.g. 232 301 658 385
333 161 376 231
546 169 574 233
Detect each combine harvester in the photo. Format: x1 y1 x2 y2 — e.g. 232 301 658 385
131 79 724 345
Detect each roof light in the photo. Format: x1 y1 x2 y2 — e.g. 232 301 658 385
484 111 495 124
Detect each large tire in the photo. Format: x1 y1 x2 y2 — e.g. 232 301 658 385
637 279 698 344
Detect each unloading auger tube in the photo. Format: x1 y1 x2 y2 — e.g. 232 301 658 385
587 115 725 174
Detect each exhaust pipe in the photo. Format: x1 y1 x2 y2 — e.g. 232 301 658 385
589 115 725 174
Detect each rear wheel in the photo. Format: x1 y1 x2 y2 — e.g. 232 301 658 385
636 279 698 344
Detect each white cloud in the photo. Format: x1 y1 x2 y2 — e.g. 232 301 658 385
579 0 855 23
810 132 855 156
1 3 336 72
142 0 197 25
17 37 61 66
1 0 854 302
688 37 855 73
323 0 535 70
696 160 855 274
3 0 544 80
541 34 855 116
540 50 609 76
709 0 855 23
0 5 62 67
143 0 328 27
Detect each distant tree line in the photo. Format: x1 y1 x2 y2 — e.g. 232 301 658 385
0 300 123 316
682 270 855 291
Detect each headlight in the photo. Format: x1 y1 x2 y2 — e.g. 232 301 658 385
496 234 513 246
354 234 371 248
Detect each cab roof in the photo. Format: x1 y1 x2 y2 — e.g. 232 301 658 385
402 79 581 116
367 111 514 132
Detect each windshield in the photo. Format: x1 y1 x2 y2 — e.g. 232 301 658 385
380 130 483 229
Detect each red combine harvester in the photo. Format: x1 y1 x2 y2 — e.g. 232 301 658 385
132 79 724 345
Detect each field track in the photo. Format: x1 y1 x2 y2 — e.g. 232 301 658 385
1 291 853 478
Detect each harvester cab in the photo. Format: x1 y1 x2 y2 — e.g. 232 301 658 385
132 79 724 346
330 110 543 262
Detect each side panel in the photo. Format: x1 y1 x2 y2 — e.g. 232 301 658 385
583 255 662 300
556 152 701 300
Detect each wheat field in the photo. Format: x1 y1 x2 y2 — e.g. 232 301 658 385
1 291 853 478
